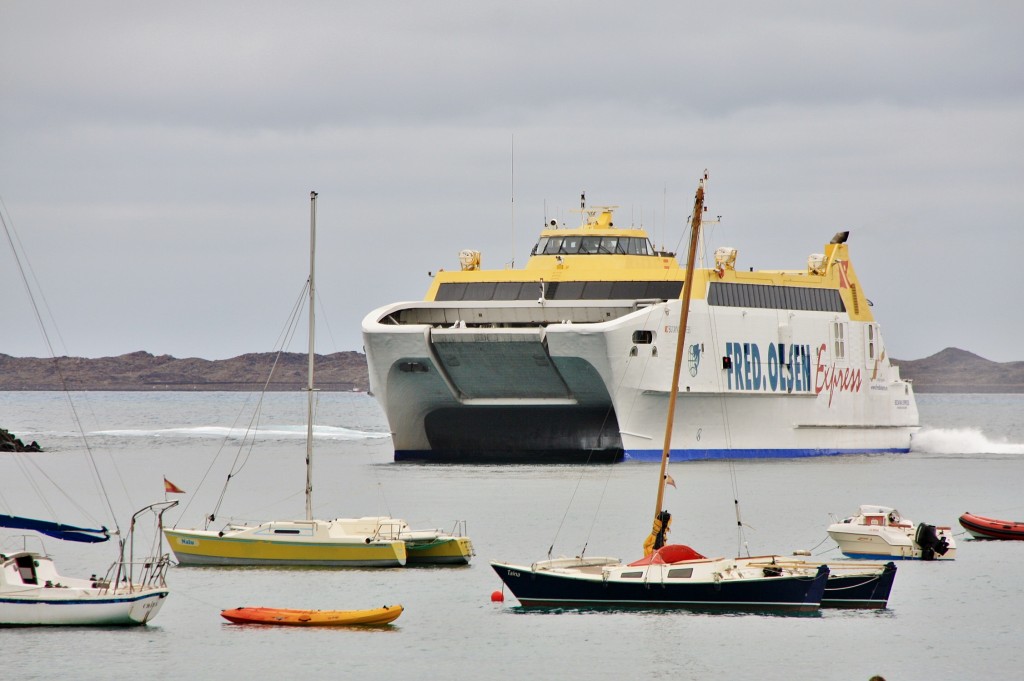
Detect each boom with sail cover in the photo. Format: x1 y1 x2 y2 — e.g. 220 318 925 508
0 514 109 543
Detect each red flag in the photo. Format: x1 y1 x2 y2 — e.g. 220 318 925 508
164 477 185 494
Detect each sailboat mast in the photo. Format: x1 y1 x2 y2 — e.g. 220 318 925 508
653 174 705 520
306 190 318 522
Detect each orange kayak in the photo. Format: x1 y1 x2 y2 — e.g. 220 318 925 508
220 604 403 626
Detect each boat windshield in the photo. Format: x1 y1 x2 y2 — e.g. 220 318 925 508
533 236 655 256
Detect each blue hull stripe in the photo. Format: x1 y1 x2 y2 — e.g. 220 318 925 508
838 553 924 561
395 447 910 463
0 593 166 607
622 447 910 462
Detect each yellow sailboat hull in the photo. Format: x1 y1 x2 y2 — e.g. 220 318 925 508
164 528 407 567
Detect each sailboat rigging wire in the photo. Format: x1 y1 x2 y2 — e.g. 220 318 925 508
2 204 122 535
729 462 750 556
168 279 310 528
212 284 307 520
8 454 109 528
546 299 665 557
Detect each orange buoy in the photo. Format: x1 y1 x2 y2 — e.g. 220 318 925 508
490 590 504 603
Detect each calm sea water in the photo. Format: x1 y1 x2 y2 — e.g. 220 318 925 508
3 391 1024 680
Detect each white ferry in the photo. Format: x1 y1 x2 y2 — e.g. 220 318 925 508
361 187 918 463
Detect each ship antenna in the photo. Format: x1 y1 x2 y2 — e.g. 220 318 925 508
662 182 667 250
510 133 515 269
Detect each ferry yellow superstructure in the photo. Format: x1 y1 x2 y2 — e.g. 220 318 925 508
362 199 917 463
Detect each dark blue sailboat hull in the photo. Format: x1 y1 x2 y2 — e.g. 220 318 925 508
491 562 829 612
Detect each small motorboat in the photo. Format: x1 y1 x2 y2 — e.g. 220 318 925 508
959 512 1024 540
220 604 403 626
827 505 956 560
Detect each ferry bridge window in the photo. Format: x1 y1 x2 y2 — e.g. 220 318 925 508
581 236 602 254
532 236 660 257
559 237 582 254
543 237 563 255
632 330 653 344
627 238 654 255
601 237 625 254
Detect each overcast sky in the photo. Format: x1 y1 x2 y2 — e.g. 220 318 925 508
2 2 1021 362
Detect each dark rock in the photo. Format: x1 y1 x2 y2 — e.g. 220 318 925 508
0 428 42 452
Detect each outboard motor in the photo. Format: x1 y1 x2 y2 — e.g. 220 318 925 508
915 522 950 560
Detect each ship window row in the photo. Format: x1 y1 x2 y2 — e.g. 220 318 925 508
435 280 684 302
531 236 657 256
707 282 845 312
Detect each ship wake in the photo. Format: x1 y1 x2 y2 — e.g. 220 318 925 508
93 425 390 441
912 427 1024 455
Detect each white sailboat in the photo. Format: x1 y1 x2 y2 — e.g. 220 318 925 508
164 192 472 567
1 504 177 626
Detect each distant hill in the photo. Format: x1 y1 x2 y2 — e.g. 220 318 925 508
0 346 1021 393
0 351 369 392
891 347 1024 393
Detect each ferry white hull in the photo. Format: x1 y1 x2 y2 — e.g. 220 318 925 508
362 296 918 462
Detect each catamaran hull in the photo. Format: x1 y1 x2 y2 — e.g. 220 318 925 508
490 562 828 612
363 297 918 463
0 589 168 626
405 536 474 565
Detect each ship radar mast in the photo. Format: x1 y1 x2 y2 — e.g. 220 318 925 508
570 192 621 229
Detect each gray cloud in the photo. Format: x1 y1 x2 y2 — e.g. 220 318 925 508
2 2 1022 362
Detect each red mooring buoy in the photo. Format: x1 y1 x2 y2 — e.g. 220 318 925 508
490 590 504 603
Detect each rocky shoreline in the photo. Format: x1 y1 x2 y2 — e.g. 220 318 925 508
1 427 42 452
